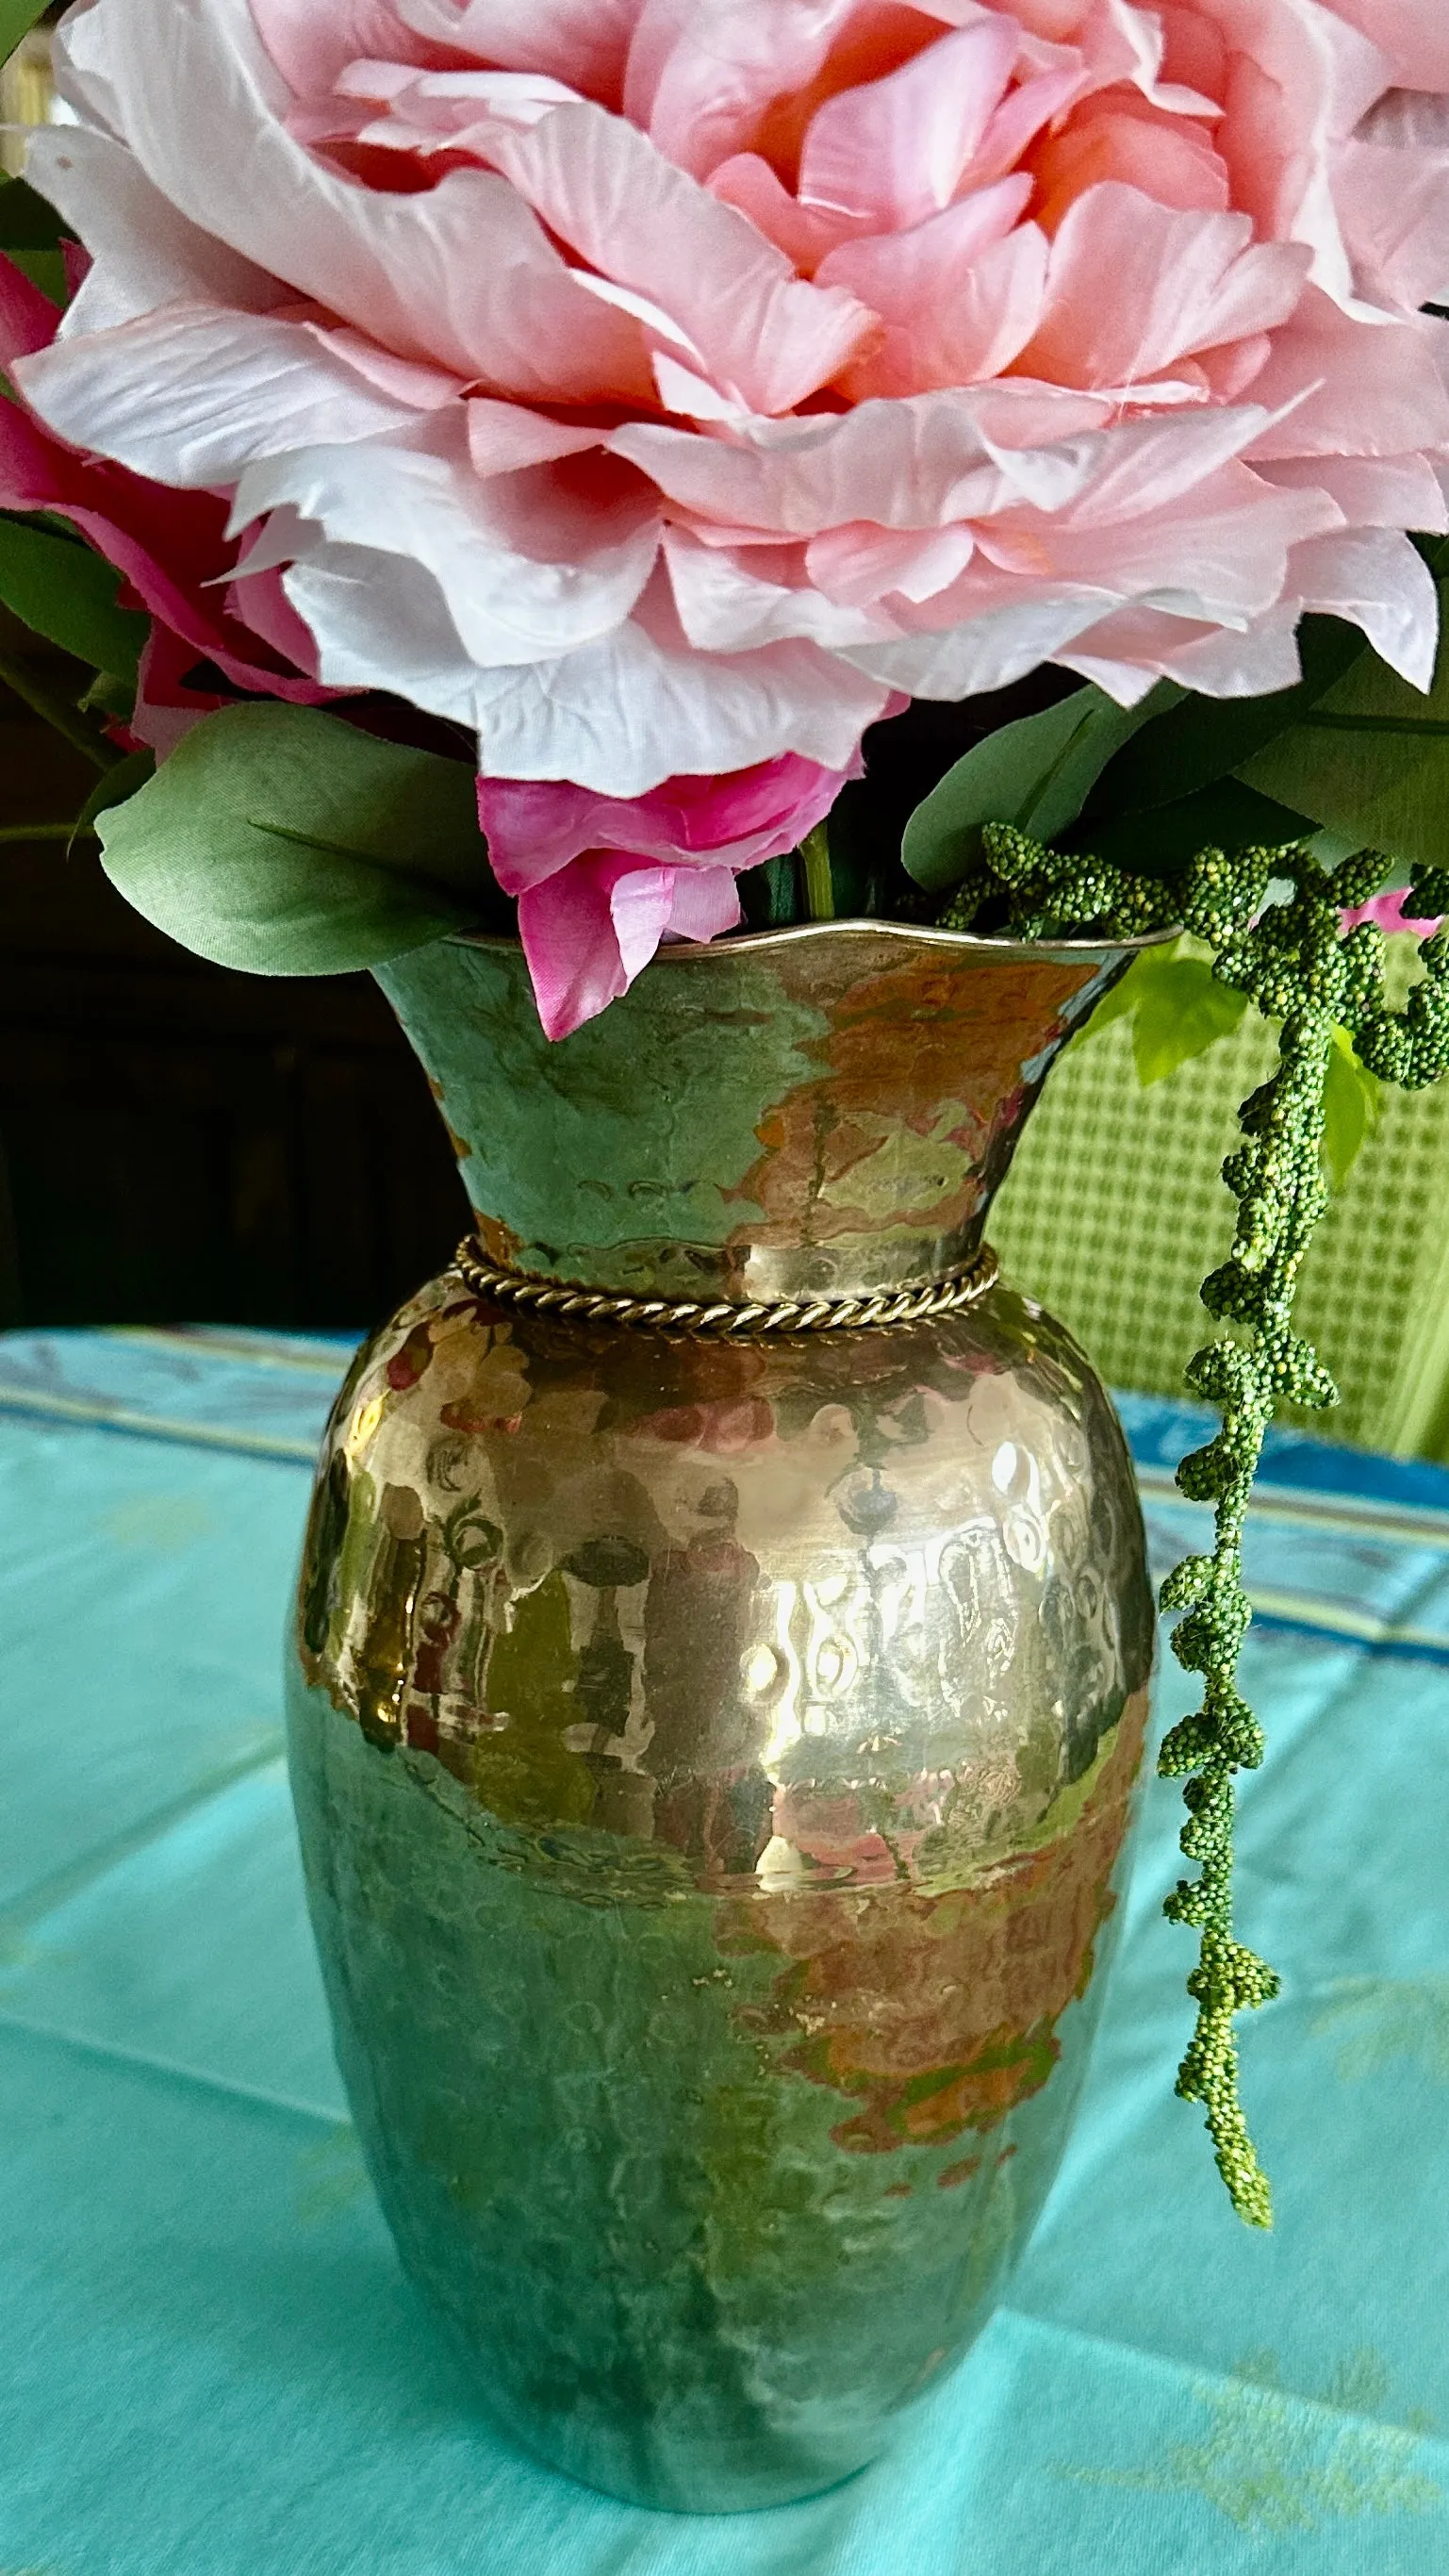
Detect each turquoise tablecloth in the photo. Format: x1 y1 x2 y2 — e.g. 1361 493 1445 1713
2 1325 1448 2574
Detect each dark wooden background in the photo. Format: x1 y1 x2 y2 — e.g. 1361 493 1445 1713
0 617 468 1331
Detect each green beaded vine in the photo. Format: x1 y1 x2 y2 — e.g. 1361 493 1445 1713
942 827 1449 2225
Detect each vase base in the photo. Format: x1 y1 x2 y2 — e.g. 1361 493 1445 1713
450 2341 937 2513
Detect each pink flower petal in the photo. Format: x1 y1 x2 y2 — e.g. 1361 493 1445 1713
663 863 744 946
517 857 634 1040
477 748 859 891
517 839 731 1042
629 0 858 176
223 562 323 675
0 237 72 361
399 0 639 107
1058 601 1308 700
1016 185 1309 390
706 152 859 272
1325 1 1449 92
516 847 744 1039
62 0 656 401
0 255 330 715
833 221 1050 397
479 100 877 414
14 0 1449 861
816 177 1034 307
1288 525 1441 690
607 859 677 983
1254 451 1449 535
1334 135 1449 314
251 0 434 99
1342 886 1444 937
16 301 437 490
799 20 1020 231
1245 289 1449 460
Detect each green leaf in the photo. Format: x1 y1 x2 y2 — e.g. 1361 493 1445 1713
0 516 148 679
0 0 47 68
1067 773 1316 871
901 682 1178 891
0 175 66 250
80 668 139 720
902 691 1090 891
1088 943 1384 1162
1081 617 1369 825
97 703 500 975
71 749 156 850
0 179 70 309
1322 1025 1384 1188
1024 682 1185 842
7 248 65 303
1081 936 1252 1084
1235 584 1449 874
1077 963 1143 1040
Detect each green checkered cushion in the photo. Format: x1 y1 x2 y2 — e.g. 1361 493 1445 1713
994 1011 1449 1460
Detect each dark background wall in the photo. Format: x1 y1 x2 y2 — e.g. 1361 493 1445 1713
0 616 468 1330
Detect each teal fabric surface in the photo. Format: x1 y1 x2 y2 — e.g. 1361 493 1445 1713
2 1325 1447 2573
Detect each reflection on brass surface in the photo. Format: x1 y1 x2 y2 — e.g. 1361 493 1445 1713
299 1279 1152 1901
286 926 1158 2511
375 920 1144 1304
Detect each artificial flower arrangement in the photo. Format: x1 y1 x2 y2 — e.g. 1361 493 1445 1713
7 0 1449 2237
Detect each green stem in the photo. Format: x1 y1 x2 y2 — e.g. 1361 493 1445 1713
799 822 835 921
0 648 123 771
0 819 93 843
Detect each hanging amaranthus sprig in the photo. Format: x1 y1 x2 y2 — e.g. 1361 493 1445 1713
942 829 1449 2226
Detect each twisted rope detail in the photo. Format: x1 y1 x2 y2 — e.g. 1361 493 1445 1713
453 1238 1000 1336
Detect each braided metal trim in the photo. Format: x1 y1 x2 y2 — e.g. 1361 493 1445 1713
453 1238 1000 1337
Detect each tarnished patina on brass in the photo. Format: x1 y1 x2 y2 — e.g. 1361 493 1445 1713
374 920 1147 1304
288 924 1157 2512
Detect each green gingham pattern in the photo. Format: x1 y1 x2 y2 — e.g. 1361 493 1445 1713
995 1012 1449 1461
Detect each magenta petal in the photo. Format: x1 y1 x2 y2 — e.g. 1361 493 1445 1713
516 859 631 1042
0 256 328 724
664 866 743 946
223 566 325 680
516 845 746 1039
607 862 677 983
1341 888 1445 937
475 779 617 891
0 250 65 366
656 751 857 856
130 622 227 756
478 746 862 898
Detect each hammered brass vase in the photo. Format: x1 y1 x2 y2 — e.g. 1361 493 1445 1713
286 920 1156 2512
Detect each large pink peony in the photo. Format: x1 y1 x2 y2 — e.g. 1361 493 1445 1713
15 0 1449 1020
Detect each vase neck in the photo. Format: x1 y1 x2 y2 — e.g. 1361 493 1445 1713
376 924 1132 1304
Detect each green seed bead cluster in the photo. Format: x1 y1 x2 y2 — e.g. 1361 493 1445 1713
942 828 1449 2227
939 823 1186 941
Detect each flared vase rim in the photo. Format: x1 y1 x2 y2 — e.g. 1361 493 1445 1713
448 915 1180 969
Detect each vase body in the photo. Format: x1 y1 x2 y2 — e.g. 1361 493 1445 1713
287 923 1156 2511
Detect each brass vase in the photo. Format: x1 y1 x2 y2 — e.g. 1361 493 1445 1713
287 921 1156 2512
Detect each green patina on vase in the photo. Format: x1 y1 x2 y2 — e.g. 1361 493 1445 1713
286 920 1158 2510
